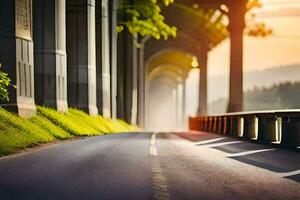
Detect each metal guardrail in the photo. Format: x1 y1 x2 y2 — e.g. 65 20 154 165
189 110 300 148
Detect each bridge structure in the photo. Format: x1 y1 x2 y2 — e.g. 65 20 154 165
0 0 248 129
0 1 300 197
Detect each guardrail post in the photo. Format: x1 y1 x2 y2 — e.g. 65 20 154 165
237 116 244 137
281 117 300 147
204 117 209 131
229 116 243 137
223 116 230 135
257 114 279 144
243 115 258 140
223 116 228 135
199 117 204 131
208 117 214 132
217 116 223 134
212 117 217 133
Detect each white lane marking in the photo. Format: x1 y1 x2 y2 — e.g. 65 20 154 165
151 133 157 146
151 159 171 200
150 146 158 156
201 141 243 148
150 132 158 156
195 137 226 145
227 149 275 157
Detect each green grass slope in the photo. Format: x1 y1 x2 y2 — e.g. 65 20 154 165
0 106 138 156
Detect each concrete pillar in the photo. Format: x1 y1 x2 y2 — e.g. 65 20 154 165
95 0 102 115
172 88 177 129
137 44 145 127
137 36 150 128
131 35 138 125
197 46 208 115
177 83 183 129
100 0 111 118
145 75 150 129
109 0 118 119
33 0 68 112
66 0 98 116
182 81 187 128
0 0 36 118
116 31 134 123
227 1 247 112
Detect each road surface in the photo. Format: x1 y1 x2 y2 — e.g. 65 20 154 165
0 132 299 200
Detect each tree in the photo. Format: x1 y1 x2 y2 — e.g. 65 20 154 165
117 0 177 40
245 0 273 37
117 0 271 40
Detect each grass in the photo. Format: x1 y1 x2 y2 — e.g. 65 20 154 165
0 106 138 156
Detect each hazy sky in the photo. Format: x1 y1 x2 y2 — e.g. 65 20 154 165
208 0 300 77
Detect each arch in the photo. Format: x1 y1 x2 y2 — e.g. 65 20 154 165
149 64 186 83
146 49 196 78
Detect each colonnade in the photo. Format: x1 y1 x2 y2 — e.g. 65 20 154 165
0 0 248 129
0 0 138 122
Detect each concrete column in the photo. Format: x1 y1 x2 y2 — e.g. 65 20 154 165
100 0 111 118
197 46 208 115
145 75 150 129
116 30 134 122
0 0 36 118
33 0 68 112
66 0 98 116
109 0 118 119
227 1 247 112
172 88 177 129
95 0 102 115
137 36 150 128
137 43 145 127
131 35 138 125
182 81 187 128
177 83 183 129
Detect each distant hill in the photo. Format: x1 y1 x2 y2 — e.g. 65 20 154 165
208 63 300 103
209 81 300 114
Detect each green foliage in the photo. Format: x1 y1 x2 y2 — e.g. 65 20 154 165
245 82 300 110
118 0 177 40
0 106 138 156
210 81 300 114
37 107 101 136
67 108 110 133
30 116 71 140
37 106 136 136
0 108 54 155
0 63 12 102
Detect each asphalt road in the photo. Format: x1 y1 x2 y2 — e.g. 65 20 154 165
0 132 299 200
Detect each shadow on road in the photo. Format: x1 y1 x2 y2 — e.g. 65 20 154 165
178 131 300 183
